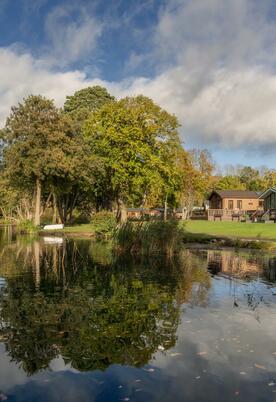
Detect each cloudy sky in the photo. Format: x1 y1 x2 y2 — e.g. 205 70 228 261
0 0 276 167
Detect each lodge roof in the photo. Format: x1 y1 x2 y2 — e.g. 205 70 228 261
258 187 276 199
209 190 261 200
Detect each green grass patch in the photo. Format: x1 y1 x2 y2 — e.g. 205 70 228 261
183 220 276 241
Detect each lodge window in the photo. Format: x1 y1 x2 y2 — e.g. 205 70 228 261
237 200 242 209
228 200 233 209
259 200 264 207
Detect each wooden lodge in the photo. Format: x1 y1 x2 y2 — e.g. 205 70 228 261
207 190 264 221
258 188 276 222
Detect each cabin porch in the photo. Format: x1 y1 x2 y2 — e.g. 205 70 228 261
207 209 249 221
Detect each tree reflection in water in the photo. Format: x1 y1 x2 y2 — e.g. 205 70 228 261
0 237 211 375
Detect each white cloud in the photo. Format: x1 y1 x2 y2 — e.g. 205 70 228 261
43 4 103 67
122 0 276 152
1 0 276 155
0 48 100 124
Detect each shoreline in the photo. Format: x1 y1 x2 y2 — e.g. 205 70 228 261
38 229 276 251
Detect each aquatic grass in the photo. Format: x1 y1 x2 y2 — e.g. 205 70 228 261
114 220 184 257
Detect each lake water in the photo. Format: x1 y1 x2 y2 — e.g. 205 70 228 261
0 226 276 402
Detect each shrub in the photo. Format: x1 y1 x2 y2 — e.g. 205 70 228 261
17 219 39 234
91 211 117 238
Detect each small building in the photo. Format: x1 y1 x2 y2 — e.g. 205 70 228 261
259 187 276 211
127 208 164 220
127 208 145 219
209 190 262 210
208 190 263 221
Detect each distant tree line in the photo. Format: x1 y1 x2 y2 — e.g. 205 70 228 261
0 86 213 225
213 165 276 192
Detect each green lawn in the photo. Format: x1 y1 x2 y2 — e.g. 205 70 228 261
184 220 276 240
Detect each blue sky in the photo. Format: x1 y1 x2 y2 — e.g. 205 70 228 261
0 0 276 169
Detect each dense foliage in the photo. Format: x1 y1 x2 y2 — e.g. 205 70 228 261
0 86 213 226
1 85 272 227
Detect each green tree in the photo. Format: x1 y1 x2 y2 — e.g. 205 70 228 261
214 175 246 191
263 170 276 188
2 95 95 225
238 166 260 190
64 86 115 131
3 96 68 225
83 96 181 222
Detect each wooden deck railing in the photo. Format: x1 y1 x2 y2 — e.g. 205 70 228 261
207 209 247 220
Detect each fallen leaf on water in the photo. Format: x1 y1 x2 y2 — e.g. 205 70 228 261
135 379 141 383
254 363 267 370
143 368 155 372
240 372 247 375
197 352 207 356
169 353 182 357
268 381 276 387
195 376 201 380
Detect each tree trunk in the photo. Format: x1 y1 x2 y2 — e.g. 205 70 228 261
164 194 168 221
34 177 41 226
117 198 127 224
52 193 57 224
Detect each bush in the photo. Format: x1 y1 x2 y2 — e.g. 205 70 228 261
17 219 39 234
91 211 117 238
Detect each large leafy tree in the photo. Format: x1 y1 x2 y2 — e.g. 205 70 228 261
177 149 213 218
62 86 115 214
2 95 93 225
83 96 181 221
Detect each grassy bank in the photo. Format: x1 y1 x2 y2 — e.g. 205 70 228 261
183 220 276 241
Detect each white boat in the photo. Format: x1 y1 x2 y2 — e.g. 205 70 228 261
43 224 64 230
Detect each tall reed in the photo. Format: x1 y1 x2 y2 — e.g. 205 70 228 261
114 220 184 257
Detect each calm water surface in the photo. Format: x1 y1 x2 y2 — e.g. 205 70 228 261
0 226 276 402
